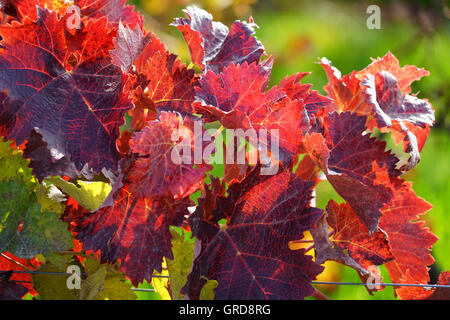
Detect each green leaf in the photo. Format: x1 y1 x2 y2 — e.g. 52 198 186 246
199 279 218 300
0 138 35 190
0 181 72 258
151 259 171 300
46 177 112 211
31 263 80 300
82 259 137 300
166 228 195 300
35 182 66 215
80 264 107 300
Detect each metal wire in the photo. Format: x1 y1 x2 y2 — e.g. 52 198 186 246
3 270 450 290
312 281 450 289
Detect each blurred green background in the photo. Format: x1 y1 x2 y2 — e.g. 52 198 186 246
130 0 450 300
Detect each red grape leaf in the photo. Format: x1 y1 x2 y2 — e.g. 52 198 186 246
279 72 331 115
310 213 371 281
172 5 265 73
194 62 312 161
75 0 143 27
128 112 212 199
0 8 132 174
23 130 79 181
110 22 150 72
356 52 429 94
326 200 393 268
0 252 40 296
294 155 320 184
124 34 198 125
0 271 28 299
361 71 434 128
72 184 193 286
423 271 450 300
0 0 20 22
183 167 324 300
379 182 438 299
188 176 227 243
304 112 401 232
319 54 434 171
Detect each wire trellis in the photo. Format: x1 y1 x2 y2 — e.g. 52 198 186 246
2 270 450 294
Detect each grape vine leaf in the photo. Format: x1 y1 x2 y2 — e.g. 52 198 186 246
69 183 194 286
304 112 402 232
379 182 437 299
279 72 332 115
0 271 28 300
194 62 314 162
319 53 434 170
110 22 150 73
23 130 79 182
128 112 212 199
81 258 137 300
0 180 73 258
326 200 394 268
172 5 265 73
75 0 143 28
0 252 39 296
0 8 132 175
183 167 324 300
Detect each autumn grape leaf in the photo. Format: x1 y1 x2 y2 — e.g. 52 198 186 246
128 112 212 199
279 72 331 115
356 51 430 94
182 167 323 300
188 176 227 243
0 180 73 258
23 130 80 182
75 0 143 27
0 252 39 296
0 271 28 300
0 8 132 176
310 213 370 281
379 182 437 299
172 5 265 73
81 258 137 300
304 112 401 232
326 200 393 268
194 62 313 162
71 184 193 286
110 22 151 73
116 27 198 125
319 53 434 170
